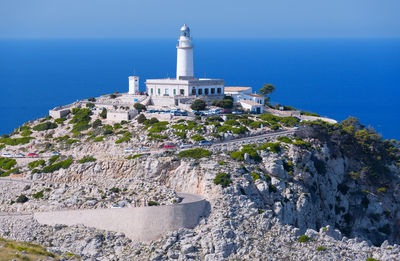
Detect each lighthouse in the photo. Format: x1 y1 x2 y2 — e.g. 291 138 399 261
176 24 194 79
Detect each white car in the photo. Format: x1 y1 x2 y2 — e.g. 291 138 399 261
138 147 149 152
180 144 193 149
15 153 25 158
1 153 13 158
124 148 135 153
111 204 123 209
50 151 61 156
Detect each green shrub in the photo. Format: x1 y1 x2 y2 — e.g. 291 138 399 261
42 158 73 173
137 114 147 124
297 235 311 243
103 125 113 135
301 111 319 117
86 102 95 108
16 194 29 203
148 201 159 206
230 145 262 162
48 155 60 165
249 121 262 129
216 125 232 133
377 187 387 193
283 160 294 174
191 135 205 141
264 174 271 182
191 99 206 111
126 154 144 160
92 119 102 128
251 172 260 180
20 130 33 136
277 136 292 144
93 136 104 142
269 184 277 193
110 187 120 193
100 108 107 119
213 172 231 188
231 126 248 135
224 119 240 126
218 161 226 165
32 122 58 131
70 108 92 125
256 142 281 153
0 137 34 146
174 131 186 139
88 97 96 102
28 159 45 170
177 148 211 159
54 135 69 142
115 136 131 144
134 103 146 111
366 258 380 261
0 157 17 170
32 190 44 199
148 125 167 133
54 117 66 124
79 156 96 164
316 246 327 251
66 139 79 145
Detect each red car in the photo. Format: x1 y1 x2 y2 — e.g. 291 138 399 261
163 145 176 149
27 153 39 158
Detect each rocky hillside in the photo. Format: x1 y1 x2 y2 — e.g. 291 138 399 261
0 105 400 260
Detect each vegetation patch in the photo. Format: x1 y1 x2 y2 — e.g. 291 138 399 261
0 137 34 146
213 172 232 188
297 235 312 243
42 158 73 173
126 154 146 160
79 156 96 164
32 190 44 199
28 159 45 170
32 122 58 131
316 246 327 251
177 148 211 159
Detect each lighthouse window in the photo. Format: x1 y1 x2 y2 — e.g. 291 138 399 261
151 88 153 95
205 88 209 95
198 89 202 95
211 88 215 94
173 89 176 95
158 88 160 95
180 89 184 95
191 88 196 95
217 88 222 94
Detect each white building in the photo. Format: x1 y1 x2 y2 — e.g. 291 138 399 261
239 100 263 114
224 87 265 105
145 25 224 98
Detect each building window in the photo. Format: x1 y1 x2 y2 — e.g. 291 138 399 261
217 88 221 94
173 89 176 95
211 88 215 94
198 89 203 95
205 88 209 95
151 88 153 95
191 88 196 95
158 88 160 95
165 88 169 95
180 89 184 95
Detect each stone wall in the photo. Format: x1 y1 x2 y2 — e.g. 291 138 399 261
34 193 206 242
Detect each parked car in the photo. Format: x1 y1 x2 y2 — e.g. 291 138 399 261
164 144 177 149
15 153 25 157
124 148 135 153
27 153 39 158
111 204 123 209
50 151 61 156
232 111 243 115
1 153 13 158
179 144 193 149
180 111 188 116
138 147 149 152
198 140 212 146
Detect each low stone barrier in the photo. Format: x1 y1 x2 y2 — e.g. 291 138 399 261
34 193 206 242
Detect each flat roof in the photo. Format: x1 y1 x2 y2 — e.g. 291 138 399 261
239 100 262 106
245 93 263 97
224 87 251 92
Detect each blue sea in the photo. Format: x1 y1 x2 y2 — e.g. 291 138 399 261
0 38 399 139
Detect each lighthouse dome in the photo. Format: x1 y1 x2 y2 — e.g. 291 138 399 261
180 24 190 37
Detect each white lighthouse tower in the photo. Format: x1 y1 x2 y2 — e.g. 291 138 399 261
176 24 194 79
128 76 139 94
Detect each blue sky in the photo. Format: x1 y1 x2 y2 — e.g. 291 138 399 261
0 0 399 38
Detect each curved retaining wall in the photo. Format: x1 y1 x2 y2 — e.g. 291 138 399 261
34 193 206 242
